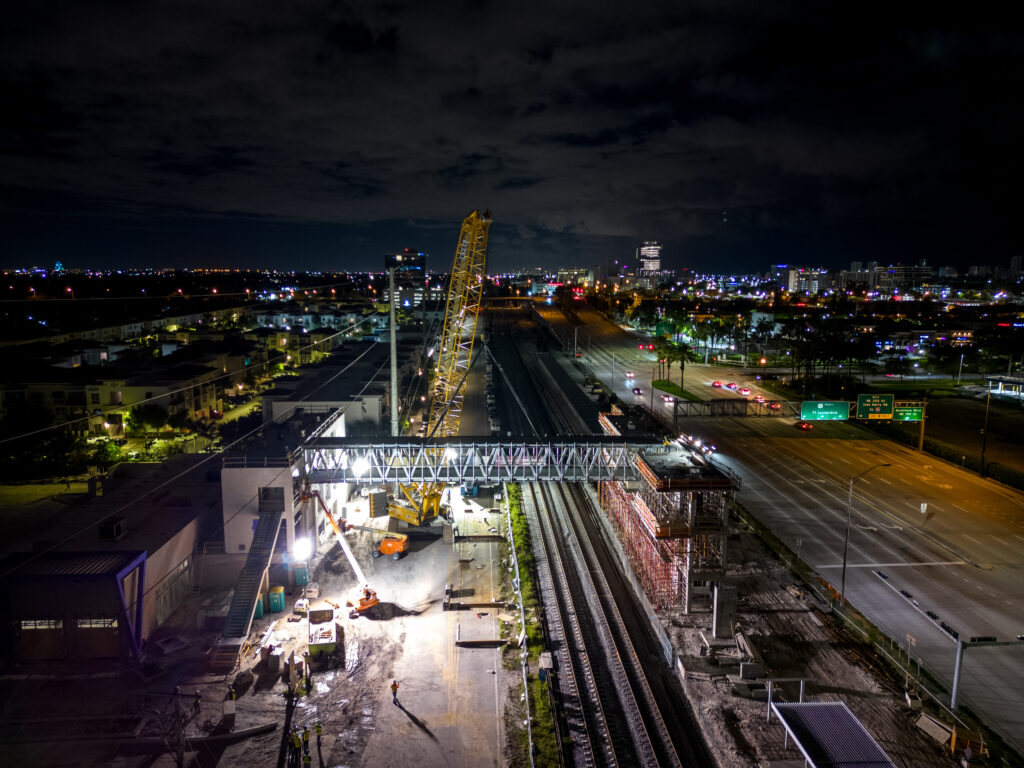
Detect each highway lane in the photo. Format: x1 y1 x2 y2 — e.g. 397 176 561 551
691 416 1024 752
564 303 1024 753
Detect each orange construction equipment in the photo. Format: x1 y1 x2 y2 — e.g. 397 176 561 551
302 487 409 560
347 585 379 618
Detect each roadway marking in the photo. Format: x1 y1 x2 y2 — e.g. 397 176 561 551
1014 534 1024 544
953 504 971 514
817 561 967 569
963 534 983 546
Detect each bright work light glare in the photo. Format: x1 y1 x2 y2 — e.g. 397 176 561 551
292 537 312 562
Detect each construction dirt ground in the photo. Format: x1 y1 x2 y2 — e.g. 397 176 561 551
0 481 999 767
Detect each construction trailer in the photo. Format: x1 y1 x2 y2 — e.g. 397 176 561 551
307 607 337 657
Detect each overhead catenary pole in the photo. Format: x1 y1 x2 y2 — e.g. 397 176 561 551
390 267 399 438
918 397 927 451
980 386 991 476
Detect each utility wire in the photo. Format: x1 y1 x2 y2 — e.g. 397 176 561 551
0 312 385 446
0 343 384 581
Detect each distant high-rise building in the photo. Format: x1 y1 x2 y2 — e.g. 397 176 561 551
637 241 662 273
384 249 428 308
1010 254 1023 276
384 249 426 277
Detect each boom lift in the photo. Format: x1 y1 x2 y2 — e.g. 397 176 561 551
300 488 404 617
389 209 491 526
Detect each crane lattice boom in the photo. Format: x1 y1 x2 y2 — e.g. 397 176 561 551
427 209 490 437
388 209 490 526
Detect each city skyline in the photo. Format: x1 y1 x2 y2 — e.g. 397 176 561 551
2 4 1021 275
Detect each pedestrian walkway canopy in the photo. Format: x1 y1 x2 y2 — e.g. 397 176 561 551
771 702 896 768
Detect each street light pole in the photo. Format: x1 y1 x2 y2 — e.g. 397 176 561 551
840 462 892 606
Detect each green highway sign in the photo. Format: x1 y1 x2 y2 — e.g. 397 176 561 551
894 406 924 422
800 401 849 421
856 393 895 420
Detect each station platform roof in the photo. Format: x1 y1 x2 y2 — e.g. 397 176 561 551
771 701 896 768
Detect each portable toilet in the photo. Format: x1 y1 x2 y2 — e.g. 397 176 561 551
269 586 286 613
254 593 265 619
294 562 309 587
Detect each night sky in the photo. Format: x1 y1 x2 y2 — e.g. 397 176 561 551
2 3 1021 275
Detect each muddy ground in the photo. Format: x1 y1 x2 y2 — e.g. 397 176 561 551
665 530 961 768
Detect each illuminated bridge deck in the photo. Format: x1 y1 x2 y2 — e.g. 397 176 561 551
298 436 663 484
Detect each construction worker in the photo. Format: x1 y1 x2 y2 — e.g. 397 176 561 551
315 721 322 749
192 689 201 719
302 752 312 767
302 725 310 755
290 728 302 768
227 684 236 701
390 679 400 705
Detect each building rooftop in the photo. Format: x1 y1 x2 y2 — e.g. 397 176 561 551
15 455 219 559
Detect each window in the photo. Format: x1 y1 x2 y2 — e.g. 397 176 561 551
155 556 192 625
21 619 63 630
77 617 117 629
91 393 100 404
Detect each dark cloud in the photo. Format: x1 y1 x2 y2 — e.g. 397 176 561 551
1 1 1021 273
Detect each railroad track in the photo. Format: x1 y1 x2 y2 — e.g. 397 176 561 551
528 481 681 767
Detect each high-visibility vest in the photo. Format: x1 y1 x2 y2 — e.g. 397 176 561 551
315 723 322 736
303 729 309 744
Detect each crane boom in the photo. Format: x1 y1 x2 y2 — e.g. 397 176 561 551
428 209 491 437
308 490 368 586
389 209 491 526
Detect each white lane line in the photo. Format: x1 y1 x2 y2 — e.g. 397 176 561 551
953 504 970 514
817 561 966 569
879 477 892 485
1014 534 1024 544
963 534 983 546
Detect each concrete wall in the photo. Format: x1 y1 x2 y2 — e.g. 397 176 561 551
221 466 296 554
141 517 199 640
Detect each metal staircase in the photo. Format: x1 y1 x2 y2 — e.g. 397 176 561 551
209 504 284 669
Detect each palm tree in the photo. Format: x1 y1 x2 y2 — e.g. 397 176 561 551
669 342 698 394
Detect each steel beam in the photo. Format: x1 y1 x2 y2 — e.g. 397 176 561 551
299 440 648 485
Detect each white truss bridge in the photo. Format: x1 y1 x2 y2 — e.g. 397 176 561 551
297 437 656 485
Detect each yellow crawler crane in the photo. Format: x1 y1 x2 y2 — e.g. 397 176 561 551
390 209 491 526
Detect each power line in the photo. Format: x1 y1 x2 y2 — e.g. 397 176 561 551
0 312 385 446
0 342 384 582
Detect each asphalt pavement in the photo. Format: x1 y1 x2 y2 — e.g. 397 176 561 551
564 304 1024 755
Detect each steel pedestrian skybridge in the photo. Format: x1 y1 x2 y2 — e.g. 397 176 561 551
297 436 658 485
